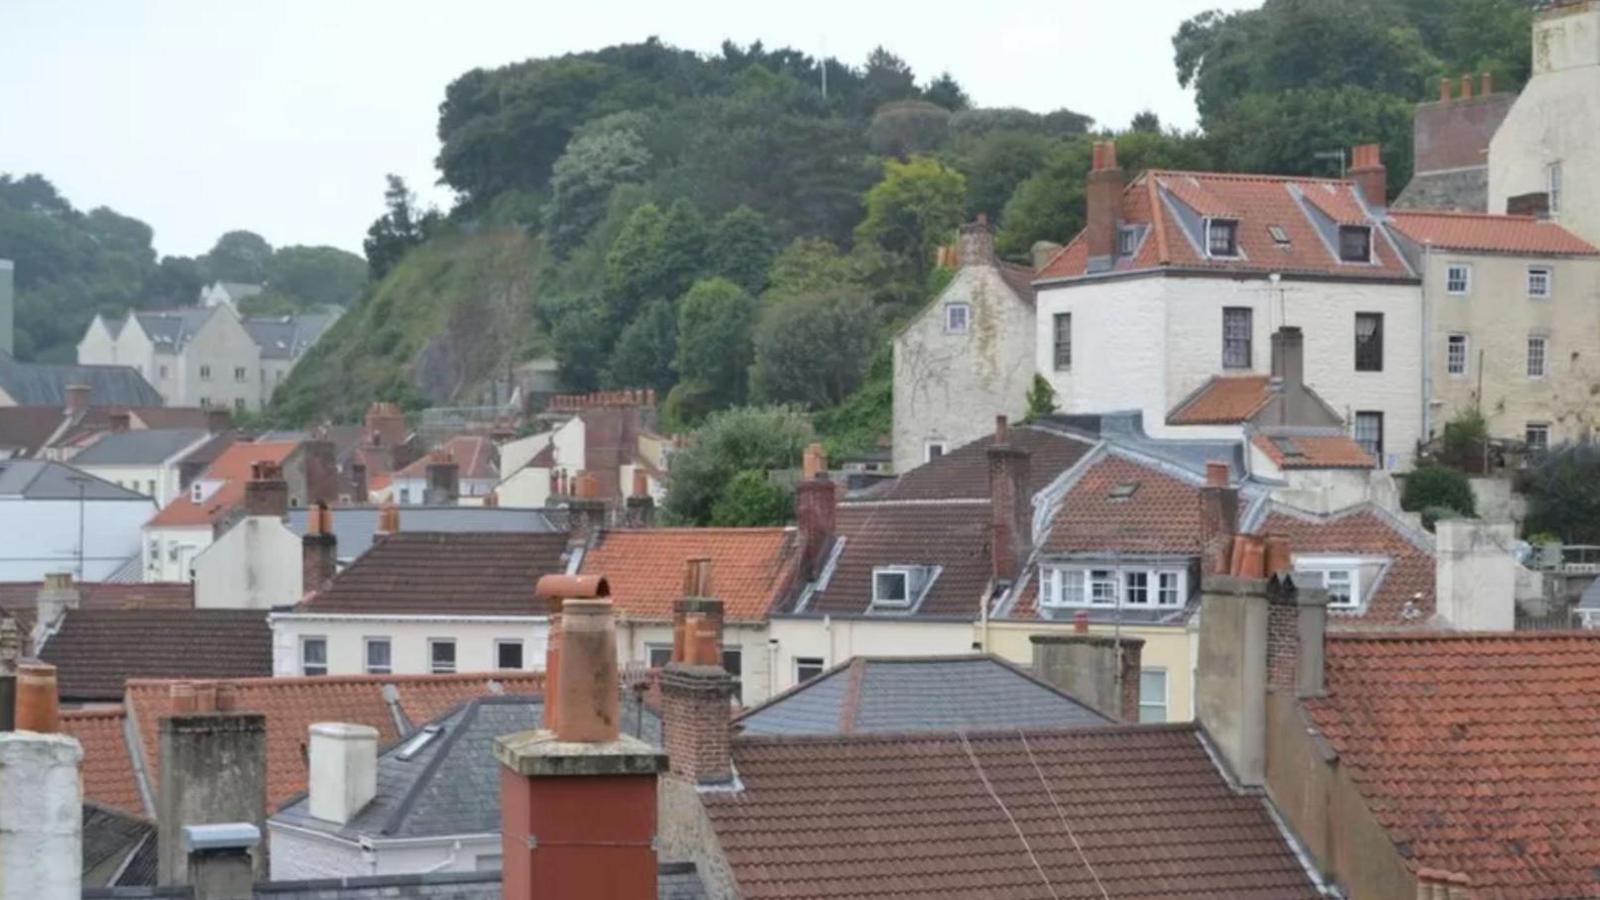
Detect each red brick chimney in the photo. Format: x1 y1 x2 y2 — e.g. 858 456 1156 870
988 416 1032 585
1439 75 1452 102
497 576 664 900
624 469 655 528
1085 141 1124 270
349 461 369 504
423 452 460 505
1199 461 1239 576
1458 73 1473 100
243 461 288 518
63 384 91 416
795 444 837 583
205 408 230 435
1350 143 1387 208
302 502 337 597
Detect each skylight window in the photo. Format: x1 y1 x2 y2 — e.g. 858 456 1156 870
1270 436 1304 458
1268 225 1291 246
396 725 443 761
1107 482 1141 501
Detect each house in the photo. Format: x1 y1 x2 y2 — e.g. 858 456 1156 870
0 460 156 581
1386 209 1600 448
1034 141 1423 468
0 349 162 409
346 401 424 499
68 428 212 505
1489 0 1600 247
385 435 498 505
142 440 300 582
495 390 669 509
197 280 262 309
892 215 1037 472
1395 73 1516 212
0 386 212 461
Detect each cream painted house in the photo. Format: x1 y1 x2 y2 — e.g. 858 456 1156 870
1488 0 1600 246
892 218 1037 473
67 427 211 506
495 393 667 509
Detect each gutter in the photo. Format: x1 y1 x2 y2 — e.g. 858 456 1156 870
269 613 550 625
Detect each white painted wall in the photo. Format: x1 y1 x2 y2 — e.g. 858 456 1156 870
142 524 212 583
0 497 155 582
0 732 83 900
193 516 303 609
270 615 551 677
74 459 196 507
1434 519 1518 631
765 617 976 696
268 823 499 880
495 466 551 508
616 620 773 706
498 432 553 477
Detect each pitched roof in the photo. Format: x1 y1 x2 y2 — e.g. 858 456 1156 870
70 428 209 466
301 531 569 615
0 349 164 407
1042 452 1215 556
82 802 157 888
998 261 1037 302
703 724 1322 899
79 866 707 899
1252 502 1435 624
394 435 498 481
0 406 69 456
0 580 194 641
1038 170 1414 282
131 308 212 350
242 310 337 360
1390 209 1600 256
1304 633 1600 898
39 608 272 701
736 655 1109 736
146 440 298 527
1167 375 1272 425
880 424 1093 501
60 708 146 815
283 505 558 562
578 528 798 622
0 459 149 501
1251 431 1375 470
799 501 995 618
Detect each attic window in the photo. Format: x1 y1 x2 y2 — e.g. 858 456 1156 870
396 725 443 761
1107 482 1141 501
1339 226 1373 263
1206 219 1239 257
1117 226 1138 256
872 568 911 607
1268 225 1291 246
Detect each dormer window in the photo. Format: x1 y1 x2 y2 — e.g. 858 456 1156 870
1339 225 1372 263
1117 226 1138 257
872 568 910 607
1206 219 1239 257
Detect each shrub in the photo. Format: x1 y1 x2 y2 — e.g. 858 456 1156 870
1400 464 1476 530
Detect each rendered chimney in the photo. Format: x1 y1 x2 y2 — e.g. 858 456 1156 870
1349 143 1387 208
495 579 666 900
957 216 998 267
375 501 400 536
302 502 337 596
34 572 78 643
307 723 378 825
0 731 83 899
988 416 1033 584
796 444 837 583
1030 633 1144 723
182 823 259 900
1480 71 1493 96
157 710 268 885
1085 140 1124 271
63 384 91 416
109 411 131 433
243 461 288 518
625 468 655 528
14 663 59 734
1439 75 1452 102
1269 326 1305 392
205 408 230 435
423 452 460 505
1198 462 1239 576
1459 73 1473 100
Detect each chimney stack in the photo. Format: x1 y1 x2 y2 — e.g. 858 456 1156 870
565 471 607 546
0 616 18 731
672 559 723 667
182 824 259 900
661 618 735 786
14 662 59 734
205 408 230 435
375 501 400 536
34 573 78 644
795 444 837 583
302 502 337 597
1459 73 1473 100
625 469 656 528
1085 141 1124 271
63 384 91 417
243 461 288 518
1269 326 1306 392
496 578 666 900
109 411 132 433
957 215 998 267
1030 634 1144 723
1480 71 1493 96
423 452 460 505
307 723 378 825
1439 75 1452 102
300 438 338 507
349 461 369 504
534 575 611 735
1349 143 1387 208
157 710 268 885
988 416 1033 585
1198 462 1239 576
0 731 83 899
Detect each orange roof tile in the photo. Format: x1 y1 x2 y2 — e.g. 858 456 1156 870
61 707 145 815
1304 633 1600 897
1251 432 1375 469
1168 375 1272 425
1253 504 1433 624
1043 453 1215 556
146 440 298 528
394 435 498 481
1390 209 1599 256
122 672 541 811
579 528 798 622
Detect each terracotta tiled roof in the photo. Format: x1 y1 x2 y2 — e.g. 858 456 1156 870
147 440 298 527
1304 633 1600 898
882 425 1093 501
578 528 797 622
301 531 570 615
1039 170 1414 282
802 501 995 618
121 672 542 812
1390 210 1599 256
1168 375 1272 425
1253 503 1434 624
40 608 272 702
394 435 498 481
703 724 1322 899
61 707 145 815
1042 453 1214 556
1251 432 1375 470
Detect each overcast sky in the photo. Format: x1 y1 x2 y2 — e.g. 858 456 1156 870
1 0 1251 258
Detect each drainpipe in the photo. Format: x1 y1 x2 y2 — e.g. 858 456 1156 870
1421 240 1434 444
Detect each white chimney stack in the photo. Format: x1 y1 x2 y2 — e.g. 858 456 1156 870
0 731 83 900
308 722 378 825
1434 519 1517 630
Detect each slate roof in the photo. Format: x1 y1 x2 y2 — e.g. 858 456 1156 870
132 309 212 350
1038 169 1414 282
880 424 1093 501
300 532 570 615
1251 502 1435 625
0 349 164 406
283 506 558 562
82 802 157 888
1251 430 1375 470
147 440 298 527
39 608 272 701
578 528 798 622
997 261 1038 302
0 459 149 500
1304 633 1600 898
1167 375 1272 425
243 311 336 360
798 500 994 618
0 580 194 614
736 655 1109 736
1390 209 1600 256
70 428 209 466
703 724 1322 899
272 694 661 840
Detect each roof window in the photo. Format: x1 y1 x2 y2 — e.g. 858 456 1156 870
1108 482 1141 501
1268 225 1291 246
396 724 443 761
1339 225 1373 263
1206 219 1239 258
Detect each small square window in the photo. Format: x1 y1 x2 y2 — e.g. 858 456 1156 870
924 441 946 463
1526 423 1550 455
1297 565 1359 609
1528 266 1553 298
158 364 169 379
795 657 825 684
646 644 673 668
496 640 524 670
944 303 970 334
1223 307 1253 369
428 639 457 674
365 638 392 675
1124 571 1149 605
1354 411 1384 461
234 366 247 383
1446 264 1471 295
872 569 910 607
301 637 328 676
1207 219 1239 257
722 646 743 678
1447 334 1468 376
1528 336 1549 378
1338 225 1372 263
1157 571 1182 606
1089 570 1118 605
1355 313 1384 372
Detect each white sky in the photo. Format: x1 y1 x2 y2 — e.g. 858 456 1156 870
0 0 1252 258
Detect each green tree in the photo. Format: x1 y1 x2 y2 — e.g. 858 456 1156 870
705 206 777 294
604 199 706 323
1207 87 1413 190
363 175 437 280
662 405 813 525
604 299 676 393
763 237 857 301
997 139 1092 256
543 112 653 257
861 46 919 110
868 100 952 158
1400 464 1477 529
710 470 792 526
950 130 1054 221
751 291 877 408
1130 110 1162 133
1523 442 1600 543
264 245 368 309
550 303 611 392
202 230 273 284
675 278 756 408
855 157 966 277
923 72 970 111
1023 374 1058 423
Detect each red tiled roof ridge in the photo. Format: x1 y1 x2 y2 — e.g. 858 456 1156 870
732 720 1201 747
124 670 542 690
61 706 127 720
603 526 792 536
1327 629 1597 643
838 497 991 508
1146 168 1356 187
1393 208 1545 223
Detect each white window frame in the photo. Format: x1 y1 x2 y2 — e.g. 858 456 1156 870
1053 312 1072 371
1528 266 1553 299
301 636 328 676
794 656 825 684
924 441 947 463
645 643 673 669
1446 334 1468 377
364 637 392 675
494 639 524 670
1117 226 1138 256
872 566 914 608
1292 556 1363 610
1526 422 1551 455
428 638 457 674
1528 336 1549 379
1445 263 1471 295
1549 161 1563 216
943 302 970 335
1139 668 1169 723
1205 218 1240 258
1038 565 1187 609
